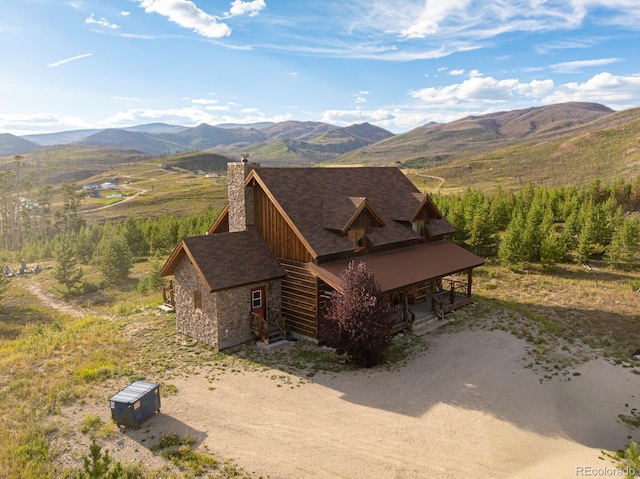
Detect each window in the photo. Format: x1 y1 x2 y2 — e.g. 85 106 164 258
193 288 202 311
348 227 366 250
412 220 425 236
252 289 262 309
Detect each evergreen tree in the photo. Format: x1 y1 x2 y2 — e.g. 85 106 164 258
76 440 124 479
498 209 527 267
521 192 547 262
467 201 495 253
122 216 148 257
96 233 133 286
147 252 166 290
540 229 565 271
606 216 640 270
489 186 513 232
51 234 84 297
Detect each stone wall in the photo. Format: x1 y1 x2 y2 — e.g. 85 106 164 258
227 161 259 233
174 258 219 349
217 278 281 350
174 257 282 350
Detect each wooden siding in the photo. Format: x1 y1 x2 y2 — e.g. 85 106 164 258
254 186 314 263
210 211 229 233
280 259 318 339
350 208 380 231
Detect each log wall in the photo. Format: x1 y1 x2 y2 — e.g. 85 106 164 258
280 259 318 339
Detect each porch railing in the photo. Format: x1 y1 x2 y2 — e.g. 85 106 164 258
432 278 473 320
251 307 286 344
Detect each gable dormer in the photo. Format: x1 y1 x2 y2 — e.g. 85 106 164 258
409 193 456 239
391 192 455 239
323 196 385 252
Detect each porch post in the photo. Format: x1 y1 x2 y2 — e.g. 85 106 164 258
404 292 408 320
467 269 472 297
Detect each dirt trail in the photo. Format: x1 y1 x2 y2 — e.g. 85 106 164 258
22 280 114 321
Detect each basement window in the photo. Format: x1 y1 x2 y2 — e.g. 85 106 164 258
193 288 203 311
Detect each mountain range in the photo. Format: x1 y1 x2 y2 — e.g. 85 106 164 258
2 102 639 176
3 120 394 160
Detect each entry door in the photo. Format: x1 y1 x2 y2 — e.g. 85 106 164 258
250 287 266 319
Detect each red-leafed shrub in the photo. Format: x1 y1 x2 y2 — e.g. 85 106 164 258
322 261 393 367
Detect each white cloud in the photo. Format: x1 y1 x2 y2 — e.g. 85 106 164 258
0 113 91 135
321 108 395 125
411 75 557 105
404 71 640 130
469 69 483 77
449 69 465 76
401 0 472 38
48 53 93 67
550 57 623 73
135 0 231 38
112 96 140 101
85 13 120 30
534 37 604 55
241 108 260 113
121 11 131 16
192 98 219 105
544 72 640 107
226 0 266 18
355 90 370 104
106 107 217 126
103 105 295 128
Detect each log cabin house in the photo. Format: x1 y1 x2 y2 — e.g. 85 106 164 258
161 158 484 350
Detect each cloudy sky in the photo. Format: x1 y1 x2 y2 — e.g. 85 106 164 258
1 0 639 135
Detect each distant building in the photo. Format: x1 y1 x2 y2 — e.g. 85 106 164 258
100 182 116 190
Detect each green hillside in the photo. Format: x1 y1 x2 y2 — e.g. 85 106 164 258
412 112 640 195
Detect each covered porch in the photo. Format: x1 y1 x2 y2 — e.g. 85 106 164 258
309 240 484 334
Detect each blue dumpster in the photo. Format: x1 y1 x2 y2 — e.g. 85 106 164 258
109 381 160 428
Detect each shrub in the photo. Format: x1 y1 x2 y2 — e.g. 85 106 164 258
76 440 124 479
321 261 393 368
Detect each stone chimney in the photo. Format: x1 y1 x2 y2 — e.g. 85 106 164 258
227 154 259 232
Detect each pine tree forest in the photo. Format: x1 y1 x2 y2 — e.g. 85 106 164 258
1 175 640 286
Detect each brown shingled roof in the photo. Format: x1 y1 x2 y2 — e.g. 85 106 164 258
249 167 431 258
426 218 456 238
161 228 286 292
308 240 485 293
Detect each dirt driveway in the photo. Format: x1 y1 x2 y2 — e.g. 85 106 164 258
57 326 638 479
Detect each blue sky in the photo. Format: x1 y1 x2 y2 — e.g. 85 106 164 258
1 0 639 136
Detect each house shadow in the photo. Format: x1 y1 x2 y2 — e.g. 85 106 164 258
119 412 208 450
246 299 639 452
